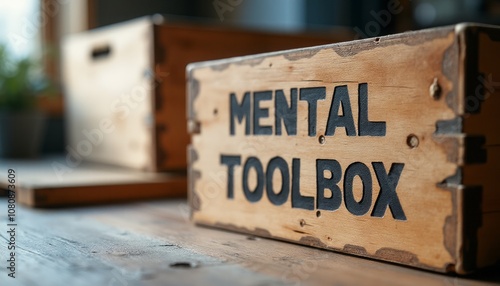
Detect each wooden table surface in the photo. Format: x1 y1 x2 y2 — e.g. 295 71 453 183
0 198 498 286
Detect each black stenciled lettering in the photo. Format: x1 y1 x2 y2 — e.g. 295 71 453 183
344 162 372 216
291 158 314 210
253 91 273 135
242 157 265 202
275 89 298 136
325 85 356 136
316 159 342 211
358 83 386 136
299 87 326 137
266 157 290 206
371 162 406 220
230 92 251 135
220 155 241 199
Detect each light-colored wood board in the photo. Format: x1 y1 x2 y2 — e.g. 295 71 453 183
189 26 462 272
188 23 500 273
62 18 156 171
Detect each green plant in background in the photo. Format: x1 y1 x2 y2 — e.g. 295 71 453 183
0 45 51 112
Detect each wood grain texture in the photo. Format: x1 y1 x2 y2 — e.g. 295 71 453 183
0 157 186 207
187 24 500 273
0 199 498 286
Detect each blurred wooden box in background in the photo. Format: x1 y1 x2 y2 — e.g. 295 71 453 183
187 23 500 274
62 15 351 172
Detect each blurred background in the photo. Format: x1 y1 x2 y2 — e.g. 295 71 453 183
1 0 500 158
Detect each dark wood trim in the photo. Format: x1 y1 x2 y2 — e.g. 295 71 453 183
87 0 97 30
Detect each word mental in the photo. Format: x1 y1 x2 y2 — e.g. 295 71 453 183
230 83 386 137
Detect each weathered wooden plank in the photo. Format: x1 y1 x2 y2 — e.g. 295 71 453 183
0 157 186 207
0 199 498 286
187 23 500 274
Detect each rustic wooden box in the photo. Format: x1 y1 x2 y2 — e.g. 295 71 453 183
62 16 348 171
187 23 500 273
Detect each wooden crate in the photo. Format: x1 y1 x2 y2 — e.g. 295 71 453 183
62 16 350 171
187 23 500 274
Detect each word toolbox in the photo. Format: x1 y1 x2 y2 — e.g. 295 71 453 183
187 24 500 273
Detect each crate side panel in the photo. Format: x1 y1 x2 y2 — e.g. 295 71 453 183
190 29 461 271
62 19 155 170
463 27 500 270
